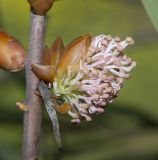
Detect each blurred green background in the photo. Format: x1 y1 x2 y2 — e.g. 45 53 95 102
0 0 158 160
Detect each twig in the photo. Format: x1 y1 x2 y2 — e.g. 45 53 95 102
22 11 45 160
37 81 62 148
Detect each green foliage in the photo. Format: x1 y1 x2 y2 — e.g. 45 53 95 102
142 0 158 32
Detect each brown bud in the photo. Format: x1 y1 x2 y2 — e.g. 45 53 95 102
0 31 25 72
28 0 54 15
16 101 28 112
32 63 56 82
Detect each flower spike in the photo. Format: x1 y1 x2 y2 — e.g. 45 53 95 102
51 34 136 123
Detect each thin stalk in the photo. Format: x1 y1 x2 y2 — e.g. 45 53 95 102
22 11 45 160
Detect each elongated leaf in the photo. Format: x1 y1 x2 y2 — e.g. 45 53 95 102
142 0 158 32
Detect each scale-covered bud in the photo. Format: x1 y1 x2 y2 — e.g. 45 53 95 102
28 0 54 15
0 31 25 72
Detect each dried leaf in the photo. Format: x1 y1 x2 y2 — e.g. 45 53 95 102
38 81 62 148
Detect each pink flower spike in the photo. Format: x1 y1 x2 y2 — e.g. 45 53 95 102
52 34 136 123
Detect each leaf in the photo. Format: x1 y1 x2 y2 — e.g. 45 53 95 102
142 0 158 32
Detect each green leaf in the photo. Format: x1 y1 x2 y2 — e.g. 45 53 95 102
142 0 158 32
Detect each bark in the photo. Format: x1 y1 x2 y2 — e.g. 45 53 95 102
22 11 45 160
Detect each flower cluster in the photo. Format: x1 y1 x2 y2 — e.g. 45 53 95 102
52 35 136 123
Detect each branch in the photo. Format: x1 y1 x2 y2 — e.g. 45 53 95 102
22 11 45 160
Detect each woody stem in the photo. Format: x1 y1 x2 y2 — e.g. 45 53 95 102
22 11 45 160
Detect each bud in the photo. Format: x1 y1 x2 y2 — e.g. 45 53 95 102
0 31 25 72
28 0 54 15
16 101 28 111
